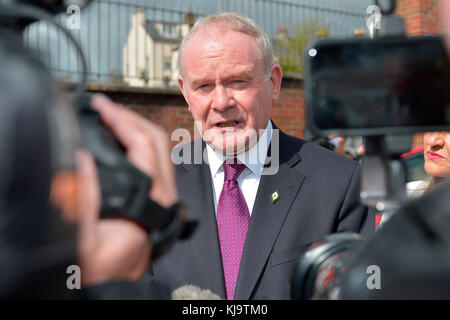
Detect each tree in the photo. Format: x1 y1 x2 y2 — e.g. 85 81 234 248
273 20 329 75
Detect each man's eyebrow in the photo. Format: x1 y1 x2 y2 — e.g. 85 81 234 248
224 71 252 79
191 78 209 87
190 71 253 87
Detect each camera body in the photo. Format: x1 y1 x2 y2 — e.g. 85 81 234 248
291 7 450 299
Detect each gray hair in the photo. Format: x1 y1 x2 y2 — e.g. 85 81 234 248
178 12 274 79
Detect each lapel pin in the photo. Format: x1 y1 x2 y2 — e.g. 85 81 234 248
271 189 279 204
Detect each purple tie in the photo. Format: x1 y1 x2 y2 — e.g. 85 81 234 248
217 160 250 300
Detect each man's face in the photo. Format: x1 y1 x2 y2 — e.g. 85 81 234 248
178 26 282 155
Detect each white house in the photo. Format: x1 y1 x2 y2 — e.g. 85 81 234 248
123 9 191 88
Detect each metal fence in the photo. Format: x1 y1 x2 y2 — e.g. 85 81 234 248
24 0 372 88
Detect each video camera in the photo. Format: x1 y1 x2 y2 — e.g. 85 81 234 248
0 0 195 297
290 0 450 300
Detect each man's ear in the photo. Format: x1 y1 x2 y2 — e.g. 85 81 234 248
178 75 185 96
269 64 283 100
178 75 190 111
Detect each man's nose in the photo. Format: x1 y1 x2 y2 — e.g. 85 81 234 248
212 85 235 111
425 132 445 149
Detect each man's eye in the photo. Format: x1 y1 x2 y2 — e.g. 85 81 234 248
231 80 246 85
197 84 211 90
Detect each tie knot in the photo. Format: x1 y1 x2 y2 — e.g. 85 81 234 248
223 160 246 181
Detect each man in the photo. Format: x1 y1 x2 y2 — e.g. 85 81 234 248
149 12 373 300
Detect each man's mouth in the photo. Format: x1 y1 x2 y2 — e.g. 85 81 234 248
216 121 239 127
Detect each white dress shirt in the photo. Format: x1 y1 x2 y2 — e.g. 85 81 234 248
206 120 273 216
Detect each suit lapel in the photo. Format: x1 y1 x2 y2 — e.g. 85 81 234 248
178 154 226 298
234 130 306 299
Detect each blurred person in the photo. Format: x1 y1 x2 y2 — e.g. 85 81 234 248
309 134 365 161
327 135 345 152
327 135 357 159
345 136 365 161
309 136 336 151
148 12 373 300
0 30 178 298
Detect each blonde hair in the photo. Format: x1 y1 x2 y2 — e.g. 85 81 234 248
178 12 274 79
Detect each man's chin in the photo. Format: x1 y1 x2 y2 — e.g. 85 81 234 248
208 138 247 156
203 126 260 156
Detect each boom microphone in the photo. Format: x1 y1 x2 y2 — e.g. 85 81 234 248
171 285 222 300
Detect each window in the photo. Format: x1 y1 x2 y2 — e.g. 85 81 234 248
162 23 177 38
164 57 172 71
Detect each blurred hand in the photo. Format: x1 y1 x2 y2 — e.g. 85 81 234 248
90 94 178 208
76 93 178 286
76 150 151 286
356 144 366 157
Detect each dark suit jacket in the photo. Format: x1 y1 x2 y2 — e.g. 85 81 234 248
148 125 374 300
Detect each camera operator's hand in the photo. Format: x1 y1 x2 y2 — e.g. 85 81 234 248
76 94 179 286
77 150 151 286
90 93 178 208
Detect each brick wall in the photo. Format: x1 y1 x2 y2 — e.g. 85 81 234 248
396 0 441 35
90 88 194 149
271 77 305 138
91 76 305 149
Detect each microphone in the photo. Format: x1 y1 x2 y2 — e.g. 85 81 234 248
171 285 222 300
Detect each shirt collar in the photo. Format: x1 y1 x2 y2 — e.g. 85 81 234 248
207 120 273 178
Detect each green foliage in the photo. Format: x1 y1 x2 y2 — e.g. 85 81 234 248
274 20 329 76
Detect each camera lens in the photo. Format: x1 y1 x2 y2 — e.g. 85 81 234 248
290 233 363 300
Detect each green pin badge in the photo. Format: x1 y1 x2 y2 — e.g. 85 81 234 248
271 189 279 204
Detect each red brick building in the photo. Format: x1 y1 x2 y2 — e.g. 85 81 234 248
396 0 441 35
